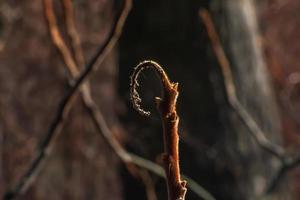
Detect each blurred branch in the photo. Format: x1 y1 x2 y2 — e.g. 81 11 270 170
136 169 158 200
3 0 131 199
45 0 78 76
267 154 300 193
199 8 300 195
62 0 85 68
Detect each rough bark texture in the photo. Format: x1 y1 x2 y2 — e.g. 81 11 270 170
0 1 122 199
210 0 287 199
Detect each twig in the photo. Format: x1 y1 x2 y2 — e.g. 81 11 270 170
130 60 187 200
45 0 93 107
199 8 300 195
3 0 131 199
62 0 85 68
45 0 79 77
136 169 158 200
267 154 300 193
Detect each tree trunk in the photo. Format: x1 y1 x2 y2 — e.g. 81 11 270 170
209 0 288 199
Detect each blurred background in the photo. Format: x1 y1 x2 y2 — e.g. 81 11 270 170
1 0 300 199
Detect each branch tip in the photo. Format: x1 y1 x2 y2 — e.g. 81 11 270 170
130 60 172 117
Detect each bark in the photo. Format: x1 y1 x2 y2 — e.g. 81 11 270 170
209 0 288 199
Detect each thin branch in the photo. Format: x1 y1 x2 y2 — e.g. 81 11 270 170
62 0 85 68
130 60 187 200
267 154 300 193
3 0 131 199
199 9 285 159
136 169 158 200
45 0 79 77
45 0 93 107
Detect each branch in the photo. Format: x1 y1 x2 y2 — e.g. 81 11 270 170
135 168 158 200
130 60 187 200
44 0 79 77
62 0 85 68
267 154 300 193
3 0 131 199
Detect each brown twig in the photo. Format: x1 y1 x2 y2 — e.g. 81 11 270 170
45 0 79 77
199 8 300 195
45 0 93 108
3 0 131 199
129 167 158 200
130 60 187 200
62 0 85 68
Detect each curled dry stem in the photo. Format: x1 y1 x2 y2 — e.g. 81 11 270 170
130 60 187 200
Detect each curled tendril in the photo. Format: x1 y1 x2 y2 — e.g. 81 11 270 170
130 60 172 116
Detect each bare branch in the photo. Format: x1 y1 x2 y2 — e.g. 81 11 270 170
44 0 79 77
136 168 158 200
62 0 85 68
267 154 300 193
130 60 172 116
130 60 187 200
